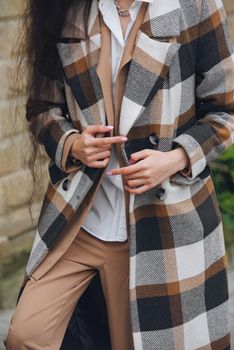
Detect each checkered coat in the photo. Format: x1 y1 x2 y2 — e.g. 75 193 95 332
17 0 234 348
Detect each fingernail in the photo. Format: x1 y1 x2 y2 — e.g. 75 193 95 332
106 171 112 176
122 137 128 141
106 125 114 129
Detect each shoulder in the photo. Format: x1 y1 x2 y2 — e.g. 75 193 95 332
61 2 86 39
179 0 227 33
180 0 225 20
180 0 225 15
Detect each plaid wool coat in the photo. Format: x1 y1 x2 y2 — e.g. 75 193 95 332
16 0 234 348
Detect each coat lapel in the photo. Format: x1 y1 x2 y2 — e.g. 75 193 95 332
56 1 106 128
119 0 182 136
113 2 149 134
96 1 149 133
96 14 115 129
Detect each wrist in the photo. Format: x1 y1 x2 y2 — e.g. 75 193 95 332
70 134 81 158
170 147 190 172
69 134 83 166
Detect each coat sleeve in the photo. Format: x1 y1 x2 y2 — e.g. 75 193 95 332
26 69 83 174
171 0 234 181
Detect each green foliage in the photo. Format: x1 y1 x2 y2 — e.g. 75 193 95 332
212 145 234 248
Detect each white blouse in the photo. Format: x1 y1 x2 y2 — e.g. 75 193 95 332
81 0 152 241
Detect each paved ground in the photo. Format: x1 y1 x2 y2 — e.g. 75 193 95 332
1 270 234 349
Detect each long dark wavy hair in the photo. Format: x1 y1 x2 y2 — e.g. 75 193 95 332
12 0 92 220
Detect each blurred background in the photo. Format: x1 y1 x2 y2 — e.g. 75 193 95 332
0 0 234 348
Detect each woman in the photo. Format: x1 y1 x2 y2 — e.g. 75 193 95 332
4 0 234 349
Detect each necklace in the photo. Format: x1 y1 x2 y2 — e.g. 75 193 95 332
113 0 131 17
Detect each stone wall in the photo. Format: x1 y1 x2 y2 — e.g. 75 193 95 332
0 0 48 308
0 0 46 247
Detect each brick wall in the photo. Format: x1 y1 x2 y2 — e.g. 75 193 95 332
0 0 44 246
0 0 234 244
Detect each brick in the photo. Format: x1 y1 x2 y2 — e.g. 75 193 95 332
14 133 31 170
0 206 33 239
0 202 41 238
0 132 50 176
0 61 19 102
224 0 234 15
0 138 18 176
0 161 49 213
0 62 11 101
0 101 25 141
1 169 34 210
0 20 19 60
0 133 30 176
0 0 23 19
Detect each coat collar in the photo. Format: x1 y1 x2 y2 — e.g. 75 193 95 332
57 0 182 136
61 0 181 39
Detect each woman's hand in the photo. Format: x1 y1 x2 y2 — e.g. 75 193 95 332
106 147 190 194
70 125 127 168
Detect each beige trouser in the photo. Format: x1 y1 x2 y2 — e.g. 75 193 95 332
4 227 134 350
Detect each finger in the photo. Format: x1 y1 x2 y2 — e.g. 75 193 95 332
87 157 110 168
91 135 128 146
97 144 112 151
88 151 111 161
126 178 147 187
124 184 150 195
130 149 151 164
107 162 142 176
84 146 111 156
83 125 114 136
125 171 148 180
95 145 112 152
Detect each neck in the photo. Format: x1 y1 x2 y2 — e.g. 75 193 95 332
116 0 135 8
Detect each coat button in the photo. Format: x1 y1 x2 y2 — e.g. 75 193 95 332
62 178 71 191
155 187 166 200
149 132 158 146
